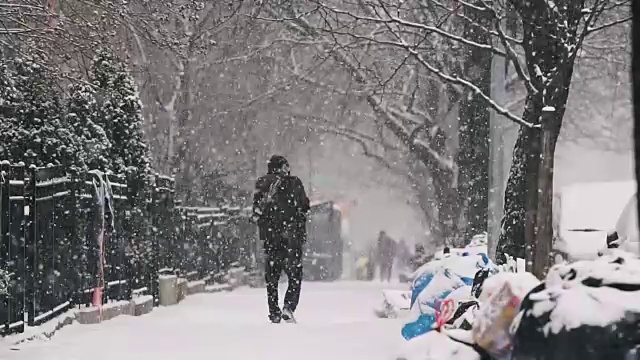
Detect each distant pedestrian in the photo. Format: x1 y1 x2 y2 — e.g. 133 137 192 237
366 244 376 281
410 244 427 271
396 238 411 270
377 231 396 282
253 155 310 323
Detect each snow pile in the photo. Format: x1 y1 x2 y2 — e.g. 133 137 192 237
558 181 636 260
374 289 412 319
556 230 608 261
411 251 495 284
398 330 483 360
560 181 635 232
466 233 489 250
615 195 640 256
431 233 489 262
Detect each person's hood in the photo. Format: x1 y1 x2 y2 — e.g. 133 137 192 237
267 155 289 174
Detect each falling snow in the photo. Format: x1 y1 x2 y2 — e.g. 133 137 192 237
0 0 634 359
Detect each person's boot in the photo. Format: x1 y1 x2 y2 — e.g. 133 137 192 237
268 313 282 324
281 307 296 323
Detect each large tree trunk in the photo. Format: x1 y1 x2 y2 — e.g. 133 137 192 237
533 113 557 276
457 2 491 242
496 117 533 265
496 89 563 269
497 91 566 274
417 124 459 247
173 60 195 203
432 165 459 246
496 0 578 277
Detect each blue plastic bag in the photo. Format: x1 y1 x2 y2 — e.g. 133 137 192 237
402 313 437 340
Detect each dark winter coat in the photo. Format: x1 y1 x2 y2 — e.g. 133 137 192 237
252 173 310 246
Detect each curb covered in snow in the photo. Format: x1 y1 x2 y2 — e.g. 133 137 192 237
1 275 248 347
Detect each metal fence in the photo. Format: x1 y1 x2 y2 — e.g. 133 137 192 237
0 162 256 335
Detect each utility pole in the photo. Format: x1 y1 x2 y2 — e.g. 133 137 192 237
308 146 313 199
307 126 314 200
251 134 260 272
487 50 507 261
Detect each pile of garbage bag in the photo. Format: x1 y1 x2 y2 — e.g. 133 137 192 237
398 249 640 360
399 234 491 284
401 251 499 340
512 250 640 360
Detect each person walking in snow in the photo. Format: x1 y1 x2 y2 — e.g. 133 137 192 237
377 231 396 282
253 155 310 323
366 244 377 281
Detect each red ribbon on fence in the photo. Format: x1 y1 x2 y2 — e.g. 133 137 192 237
92 174 109 322
93 229 105 322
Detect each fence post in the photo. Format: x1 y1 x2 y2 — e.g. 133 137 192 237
10 164 25 332
0 161 9 332
68 170 81 307
22 164 36 327
149 174 159 304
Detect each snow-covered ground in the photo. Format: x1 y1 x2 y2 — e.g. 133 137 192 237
1 282 406 360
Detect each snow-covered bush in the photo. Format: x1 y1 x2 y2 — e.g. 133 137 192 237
0 48 151 177
0 268 10 296
86 49 154 283
91 49 150 179
66 83 112 171
0 54 79 167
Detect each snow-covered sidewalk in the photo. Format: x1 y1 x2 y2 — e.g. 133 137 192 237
1 282 406 360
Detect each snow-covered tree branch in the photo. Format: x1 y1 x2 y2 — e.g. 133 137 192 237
259 0 630 275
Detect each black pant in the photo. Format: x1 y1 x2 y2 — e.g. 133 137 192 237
263 234 304 317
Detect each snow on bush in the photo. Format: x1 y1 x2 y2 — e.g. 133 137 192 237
0 54 78 167
66 83 112 171
0 49 150 176
91 49 150 178
0 268 10 296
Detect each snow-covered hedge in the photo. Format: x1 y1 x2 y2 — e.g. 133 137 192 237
0 269 10 296
0 49 149 177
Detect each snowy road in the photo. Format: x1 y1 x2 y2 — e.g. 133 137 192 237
2 281 406 360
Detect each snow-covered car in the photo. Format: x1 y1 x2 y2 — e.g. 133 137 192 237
555 181 636 261
613 191 640 256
